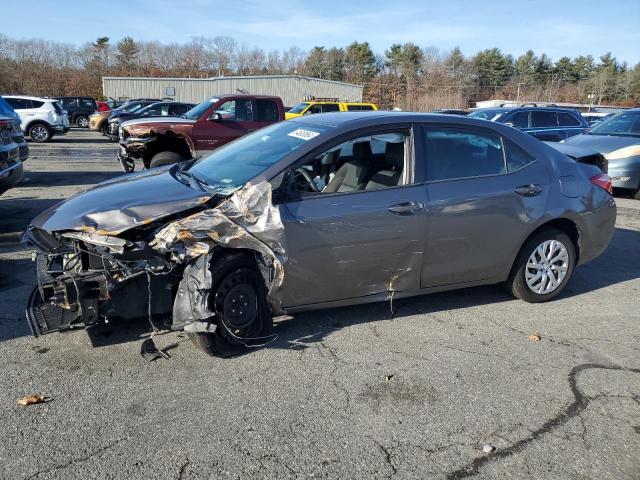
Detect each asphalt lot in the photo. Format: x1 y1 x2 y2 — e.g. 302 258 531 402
0 129 639 479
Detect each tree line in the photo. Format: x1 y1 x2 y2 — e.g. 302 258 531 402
1 34 638 110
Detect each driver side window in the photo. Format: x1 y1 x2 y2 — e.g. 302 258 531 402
290 130 409 196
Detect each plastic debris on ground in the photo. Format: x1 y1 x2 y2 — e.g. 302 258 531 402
17 395 49 406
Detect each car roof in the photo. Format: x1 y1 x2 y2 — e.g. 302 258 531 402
289 110 508 130
2 95 57 102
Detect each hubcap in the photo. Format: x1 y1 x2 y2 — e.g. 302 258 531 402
525 240 569 295
78 117 88 127
32 126 48 141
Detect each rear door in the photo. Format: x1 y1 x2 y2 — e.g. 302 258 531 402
529 111 564 141
558 111 586 139
279 126 427 307
192 98 256 154
420 124 550 287
253 98 281 130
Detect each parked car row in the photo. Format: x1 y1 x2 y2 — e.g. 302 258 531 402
0 96 28 195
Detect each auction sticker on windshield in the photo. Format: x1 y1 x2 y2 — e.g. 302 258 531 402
288 129 320 141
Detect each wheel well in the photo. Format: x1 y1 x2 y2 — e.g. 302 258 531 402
26 120 51 131
523 218 581 263
143 135 192 168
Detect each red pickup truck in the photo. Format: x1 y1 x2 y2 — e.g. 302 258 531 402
117 94 285 171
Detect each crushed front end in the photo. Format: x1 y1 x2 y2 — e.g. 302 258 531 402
24 227 178 336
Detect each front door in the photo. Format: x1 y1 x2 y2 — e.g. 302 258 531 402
279 128 427 307
419 124 550 287
192 98 256 154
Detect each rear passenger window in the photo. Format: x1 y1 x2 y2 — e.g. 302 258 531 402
255 100 279 121
531 111 558 128
558 112 581 127
30 100 44 108
80 99 95 109
504 139 535 171
508 111 529 128
425 128 506 181
347 105 373 111
323 103 340 113
6 98 28 109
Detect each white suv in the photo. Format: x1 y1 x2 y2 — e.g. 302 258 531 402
3 96 69 142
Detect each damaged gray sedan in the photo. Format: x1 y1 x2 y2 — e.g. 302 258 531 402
24 112 616 357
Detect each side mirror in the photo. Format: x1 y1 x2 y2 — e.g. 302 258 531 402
209 112 222 121
504 121 516 128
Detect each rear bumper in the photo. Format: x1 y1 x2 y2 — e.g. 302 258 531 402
577 197 617 265
0 159 24 195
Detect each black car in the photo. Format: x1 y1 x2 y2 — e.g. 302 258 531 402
55 96 98 128
106 101 196 140
0 96 28 162
469 106 589 142
0 115 23 195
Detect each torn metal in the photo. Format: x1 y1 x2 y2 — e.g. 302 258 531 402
152 181 287 313
25 180 286 337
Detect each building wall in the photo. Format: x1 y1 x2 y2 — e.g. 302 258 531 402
102 75 364 107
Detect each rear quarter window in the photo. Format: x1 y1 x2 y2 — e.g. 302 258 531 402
504 139 536 171
347 105 374 111
558 112 581 127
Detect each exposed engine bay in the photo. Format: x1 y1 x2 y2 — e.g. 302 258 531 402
24 181 286 345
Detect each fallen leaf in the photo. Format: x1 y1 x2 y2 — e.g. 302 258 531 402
17 395 48 406
528 333 542 342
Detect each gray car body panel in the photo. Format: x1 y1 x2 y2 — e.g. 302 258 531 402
27 112 616 314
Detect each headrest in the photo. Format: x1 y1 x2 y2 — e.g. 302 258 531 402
385 142 404 169
353 141 372 161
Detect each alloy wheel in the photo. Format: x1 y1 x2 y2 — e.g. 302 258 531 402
525 240 569 295
31 125 49 142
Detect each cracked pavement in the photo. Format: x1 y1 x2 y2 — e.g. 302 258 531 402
0 130 639 479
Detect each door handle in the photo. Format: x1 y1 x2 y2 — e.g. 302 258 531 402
514 184 543 197
387 201 425 215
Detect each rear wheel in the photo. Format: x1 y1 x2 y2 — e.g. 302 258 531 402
100 123 109 135
505 229 576 303
28 123 52 143
149 151 183 168
633 188 640 201
76 115 89 128
187 252 272 358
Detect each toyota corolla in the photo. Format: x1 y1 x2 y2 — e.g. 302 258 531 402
24 112 616 357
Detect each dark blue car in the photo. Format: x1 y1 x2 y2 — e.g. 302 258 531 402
469 106 588 142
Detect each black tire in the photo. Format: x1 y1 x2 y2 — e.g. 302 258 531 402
28 123 52 143
100 122 109 135
633 188 640 201
187 252 272 358
505 228 576 303
76 115 89 128
149 151 183 169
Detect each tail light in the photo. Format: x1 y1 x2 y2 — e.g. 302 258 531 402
590 173 612 194
0 119 12 128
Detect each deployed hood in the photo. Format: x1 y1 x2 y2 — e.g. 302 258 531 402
545 142 600 159
564 133 640 154
30 166 212 235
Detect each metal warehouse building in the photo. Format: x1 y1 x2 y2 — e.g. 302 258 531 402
102 75 364 107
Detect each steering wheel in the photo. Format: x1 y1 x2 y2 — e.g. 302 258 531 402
294 168 320 192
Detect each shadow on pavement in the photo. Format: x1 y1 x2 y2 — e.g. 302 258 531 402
22 171 122 188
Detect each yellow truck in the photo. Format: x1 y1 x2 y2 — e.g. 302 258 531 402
285 98 378 120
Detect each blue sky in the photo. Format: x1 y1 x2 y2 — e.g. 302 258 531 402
3 0 639 63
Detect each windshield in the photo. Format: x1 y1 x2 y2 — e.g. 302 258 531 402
184 98 219 120
589 111 640 137
187 121 332 193
288 102 309 114
468 109 508 122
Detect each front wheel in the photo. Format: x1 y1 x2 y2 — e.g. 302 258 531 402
187 252 273 358
505 229 576 303
28 123 52 143
149 151 183 168
76 115 89 128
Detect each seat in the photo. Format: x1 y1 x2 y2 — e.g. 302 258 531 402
365 142 404 190
324 142 376 193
